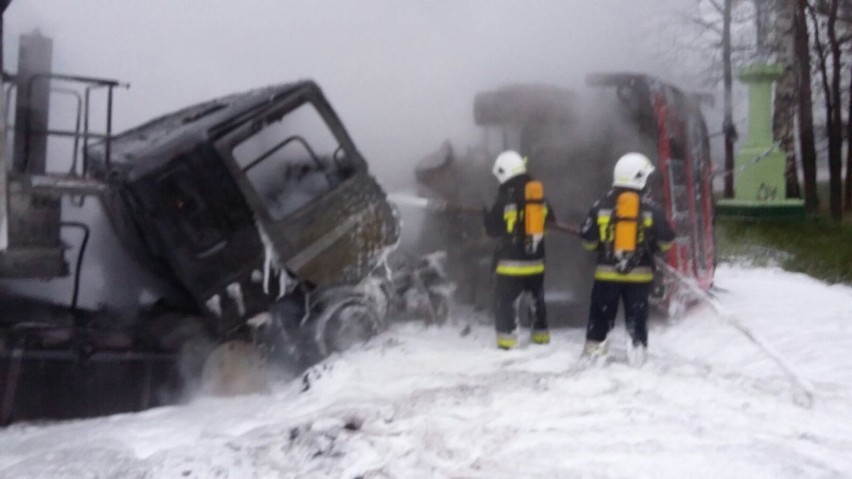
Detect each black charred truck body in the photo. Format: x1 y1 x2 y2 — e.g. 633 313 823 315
0 36 399 424
412 74 715 322
89 81 399 337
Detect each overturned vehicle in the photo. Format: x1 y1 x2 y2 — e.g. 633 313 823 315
406 74 716 323
0 34 406 424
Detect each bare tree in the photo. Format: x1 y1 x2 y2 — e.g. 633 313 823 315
835 0 852 212
680 0 753 197
846 43 852 211
796 0 820 211
723 0 737 198
679 1 803 199
810 0 844 220
847 85 852 210
761 0 804 199
846 2 852 211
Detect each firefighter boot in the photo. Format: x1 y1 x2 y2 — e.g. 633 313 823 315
496 332 518 350
531 329 550 345
626 338 647 367
578 339 609 366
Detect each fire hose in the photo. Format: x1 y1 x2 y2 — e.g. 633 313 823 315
652 258 815 408
389 192 817 407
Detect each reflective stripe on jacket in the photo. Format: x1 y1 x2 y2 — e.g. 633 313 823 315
495 259 545 276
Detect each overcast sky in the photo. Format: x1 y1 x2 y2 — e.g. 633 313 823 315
4 0 691 186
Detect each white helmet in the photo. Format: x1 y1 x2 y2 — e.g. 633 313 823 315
613 152 655 190
492 150 526 184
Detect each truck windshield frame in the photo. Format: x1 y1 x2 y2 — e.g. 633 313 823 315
230 100 354 221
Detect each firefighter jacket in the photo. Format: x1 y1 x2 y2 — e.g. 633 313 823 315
484 173 554 276
579 188 675 283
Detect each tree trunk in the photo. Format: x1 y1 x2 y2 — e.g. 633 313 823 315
771 0 803 199
827 0 844 221
796 0 819 211
846 1 852 212
723 0 736 198
847 145 852 211
847 61 852 211
811 0 842 219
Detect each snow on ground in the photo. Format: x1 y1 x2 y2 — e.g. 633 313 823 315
1 264 852 478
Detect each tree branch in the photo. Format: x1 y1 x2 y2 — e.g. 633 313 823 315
690 15 724 35
708 0 725 15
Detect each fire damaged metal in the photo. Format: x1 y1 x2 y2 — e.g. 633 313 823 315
1 51 400 424
85 81 399 337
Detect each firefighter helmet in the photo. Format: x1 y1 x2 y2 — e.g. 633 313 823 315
492 150 526 184
613 152 655 190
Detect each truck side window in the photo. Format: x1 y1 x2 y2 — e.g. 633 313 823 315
231 102 349 221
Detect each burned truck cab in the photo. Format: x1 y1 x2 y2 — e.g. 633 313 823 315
0 74 399 424
0 14 405 423
87 81 399 338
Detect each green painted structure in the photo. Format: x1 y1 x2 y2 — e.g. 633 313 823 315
716 64 805 218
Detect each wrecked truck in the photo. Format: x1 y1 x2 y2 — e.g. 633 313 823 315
408 74 716 323
0 32 404 424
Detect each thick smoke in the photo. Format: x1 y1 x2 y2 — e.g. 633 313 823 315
4 0 691 188
1 0 695 316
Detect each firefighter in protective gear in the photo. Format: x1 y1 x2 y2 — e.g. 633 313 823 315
484 151 555 349
579 152 675 364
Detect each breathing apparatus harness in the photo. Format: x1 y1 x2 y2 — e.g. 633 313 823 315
501 178 547 254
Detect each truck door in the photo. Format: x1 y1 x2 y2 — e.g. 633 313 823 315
213 90 398 289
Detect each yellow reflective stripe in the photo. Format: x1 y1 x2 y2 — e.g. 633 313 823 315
597 209 613 240
496 260 545 276
594 271 654 282
594 265 654 283
531 331 550 344
582 241 599 251
497 335 517 349
496 264 545 275
597 216 610 241
504 204 518 233
596 265 653 275
638 212 652 244
504 211 517 232
658 241 673 252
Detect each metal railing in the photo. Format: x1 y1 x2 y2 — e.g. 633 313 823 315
5 71 129 174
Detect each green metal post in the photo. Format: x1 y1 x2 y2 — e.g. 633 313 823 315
716 63 805 218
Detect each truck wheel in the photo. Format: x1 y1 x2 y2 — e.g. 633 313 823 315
314 301 380 357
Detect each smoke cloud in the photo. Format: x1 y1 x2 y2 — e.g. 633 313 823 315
2 0 697 313
4 0 691 189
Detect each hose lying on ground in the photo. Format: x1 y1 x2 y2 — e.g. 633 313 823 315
653 257 816 408
389 193 816 407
